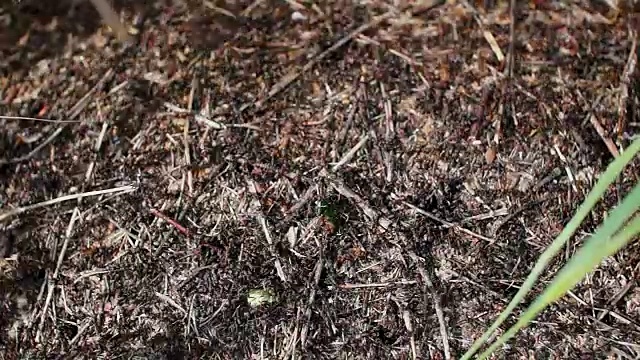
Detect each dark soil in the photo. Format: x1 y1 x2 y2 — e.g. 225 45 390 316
1 0 640 358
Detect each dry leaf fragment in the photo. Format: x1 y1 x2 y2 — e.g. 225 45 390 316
485 146 496 164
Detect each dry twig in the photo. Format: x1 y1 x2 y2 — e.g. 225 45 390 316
409 252 451 360
589 113 620 158
0 185 136 222
150 208 191 237
617 27 638 137
403 201 495 243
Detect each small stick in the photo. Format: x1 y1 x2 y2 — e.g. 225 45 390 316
492 194 553 236
0 115 81 123
256 208 288 283
338 280 418 289
330 179 393 230
36 206 81 343
300 256 323 347
403 201 495 243
331 134 369 172
505 0 516 78
616 28 638 137
401 309 418 359
35 281 54 343
4 69 116 165
409 252 451 360
0 127 64 165
200 300 228 327
53 208 81 279
69 320 91 345
68 69 115 120
184 76 197 195
0 185 136 222
285 185 317 219
150 208 191 237
589 114 620 158
155 292 187 315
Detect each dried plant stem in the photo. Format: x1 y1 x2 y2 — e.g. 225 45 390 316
0 185 136 222
88 0 132 43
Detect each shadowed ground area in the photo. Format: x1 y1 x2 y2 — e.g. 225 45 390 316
1 0 640 358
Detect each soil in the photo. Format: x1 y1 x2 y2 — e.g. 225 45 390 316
1 0 640 359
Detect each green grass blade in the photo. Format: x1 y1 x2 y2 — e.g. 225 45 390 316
475 185 640 359
460 137 640 360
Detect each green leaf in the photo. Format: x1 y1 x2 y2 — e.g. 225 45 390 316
462 137 640 360
476 209 640 359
